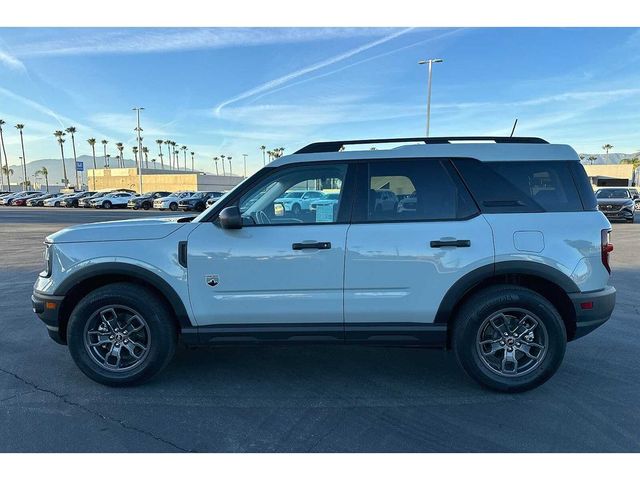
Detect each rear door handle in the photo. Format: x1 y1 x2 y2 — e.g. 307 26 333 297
292 241 332 250
430 239 471 248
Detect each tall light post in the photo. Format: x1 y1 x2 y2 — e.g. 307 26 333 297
133 107 144 194
418 58 443 137
242 154 248 178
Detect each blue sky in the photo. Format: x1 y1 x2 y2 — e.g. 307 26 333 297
0 27 639 174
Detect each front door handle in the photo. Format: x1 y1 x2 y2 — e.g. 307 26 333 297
292 241 332 250
430 239 471 248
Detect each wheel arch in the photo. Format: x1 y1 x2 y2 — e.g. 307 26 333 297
436 261 579 346
54 263 192 344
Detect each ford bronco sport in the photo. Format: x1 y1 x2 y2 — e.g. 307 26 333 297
32 136 616 392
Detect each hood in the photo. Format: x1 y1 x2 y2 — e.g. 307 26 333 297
47 216 194 244
596 198 633 205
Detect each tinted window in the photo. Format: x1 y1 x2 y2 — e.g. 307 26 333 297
454 159 584 213
596 189 630 199
355 159 478 222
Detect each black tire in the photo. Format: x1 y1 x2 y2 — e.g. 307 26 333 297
54 201 60 207
452 285 566 393
292 203 302 216
67 283 177 387
169 202 178 211
626 217 634 223
142 202 150 210
103 200 112 209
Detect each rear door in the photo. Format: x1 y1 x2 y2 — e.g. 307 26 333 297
344 158 495 342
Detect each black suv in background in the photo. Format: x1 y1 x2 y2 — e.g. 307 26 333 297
61 191 95 208
178 191 222 212
595 187 637 222
127 191 171 210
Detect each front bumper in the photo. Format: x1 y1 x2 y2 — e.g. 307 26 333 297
600 207 634 221
569 286 616 340
32 290 66 344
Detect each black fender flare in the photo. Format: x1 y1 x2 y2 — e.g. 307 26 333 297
434 261 580 324
54 262 192 328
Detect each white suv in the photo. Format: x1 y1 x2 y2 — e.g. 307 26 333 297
32 136 616 392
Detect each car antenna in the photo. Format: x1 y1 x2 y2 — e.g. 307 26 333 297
510 118 518 137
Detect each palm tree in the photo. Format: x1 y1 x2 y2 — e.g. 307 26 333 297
65 127 80 189
221 155 226 175
0 119 10 191
142 146 150 169
602 144 613 163
156 139 164 169
151 157 157 169
36 167 49 192
87 138 97 190
190 151 195 171
164 140 172 169
101 140 109 168
227 156 233 176
15 124 28 190
588 155 598 165
260 145 266 166
1 165 13 191
132 146 139 169
213 157 219 175
54 130 69 187
181 146 188 171
113 142 123 168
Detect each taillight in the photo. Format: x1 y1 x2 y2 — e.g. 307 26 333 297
601 229 613 274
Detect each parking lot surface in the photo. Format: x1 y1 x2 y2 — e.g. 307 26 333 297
1 207 639 452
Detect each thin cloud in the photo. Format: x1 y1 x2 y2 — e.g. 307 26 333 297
0 50 25 72
214 28 414 115
11 28 396 57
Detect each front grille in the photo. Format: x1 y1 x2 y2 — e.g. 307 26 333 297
599 204 621 213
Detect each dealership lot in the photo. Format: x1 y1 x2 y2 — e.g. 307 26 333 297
0 207 639 452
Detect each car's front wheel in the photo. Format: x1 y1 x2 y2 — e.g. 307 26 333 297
169 202 178 211
452 285 566 393
67 283 177 386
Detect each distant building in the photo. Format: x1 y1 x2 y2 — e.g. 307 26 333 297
86 167 243 193
583 164 638 188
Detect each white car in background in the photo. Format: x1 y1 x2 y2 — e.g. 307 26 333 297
153 191 194 211
274 190 325 215
90 192 137 209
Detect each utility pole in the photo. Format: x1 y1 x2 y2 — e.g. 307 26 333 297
133 107 144 194
418 58 443 137
242 154 248 178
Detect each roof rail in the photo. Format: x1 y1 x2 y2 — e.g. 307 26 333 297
294 136 549 154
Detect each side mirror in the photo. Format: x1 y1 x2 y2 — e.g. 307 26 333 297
218 206 243 229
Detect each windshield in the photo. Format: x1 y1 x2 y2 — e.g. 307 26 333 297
596 189 630 199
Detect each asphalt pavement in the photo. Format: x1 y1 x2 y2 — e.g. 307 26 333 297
0 206 639 452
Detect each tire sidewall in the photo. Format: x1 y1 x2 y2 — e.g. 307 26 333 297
454 287 567 392
67 284 176 386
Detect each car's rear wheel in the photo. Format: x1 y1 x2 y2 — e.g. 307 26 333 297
54 201 60 207
452 285 566 393
292 203 302 216
67 283 177 386
169 202 178 211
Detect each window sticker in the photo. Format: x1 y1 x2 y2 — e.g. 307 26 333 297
315 203 334 223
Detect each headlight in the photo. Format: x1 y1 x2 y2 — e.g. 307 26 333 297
42 243 52 277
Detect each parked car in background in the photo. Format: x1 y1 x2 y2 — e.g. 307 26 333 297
397 191 417 213
274 190 326 215
61 191 94 208
628 187 640 210
127 191 172 210
12 192 44 206
27 193 64 207
205 192 225 208
1 191 40 206
91 192 137 209
178 191 222 212
371 189 398 214
309 192 341 219
595 187 636 223
43 194 73 207
153 191 194 211
79 192 107 208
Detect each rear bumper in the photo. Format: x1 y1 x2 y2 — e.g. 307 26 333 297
32 290 66 345
569 286 616 340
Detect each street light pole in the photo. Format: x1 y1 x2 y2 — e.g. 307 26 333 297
133 107 144 194
418 58 443 137
242 154 248 178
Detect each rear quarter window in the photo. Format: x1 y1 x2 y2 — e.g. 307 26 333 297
453 159 586 213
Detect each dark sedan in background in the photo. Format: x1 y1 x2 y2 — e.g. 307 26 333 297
178 191 223 212
127 191 171 210
596 187 637 223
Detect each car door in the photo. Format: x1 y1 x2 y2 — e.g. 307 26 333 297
186 161 355 339
344 158 494 343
